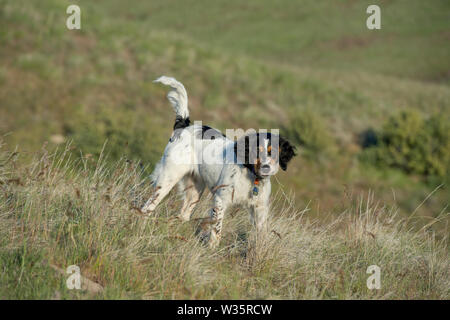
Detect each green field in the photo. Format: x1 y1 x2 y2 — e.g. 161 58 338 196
0 0 449 299
104 0 450 82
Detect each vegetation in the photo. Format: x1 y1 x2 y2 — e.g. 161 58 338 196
0 0 448 299
0 146 448 299
362 111 450 178
284 109 334 157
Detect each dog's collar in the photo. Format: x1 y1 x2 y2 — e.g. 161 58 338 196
252 178 260 196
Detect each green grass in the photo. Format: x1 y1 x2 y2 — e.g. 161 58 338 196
0 146 448 299
102 0 450 83
0 0 449 299
1 0 449 219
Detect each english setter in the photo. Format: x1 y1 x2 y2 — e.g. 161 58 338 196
141 76 296 248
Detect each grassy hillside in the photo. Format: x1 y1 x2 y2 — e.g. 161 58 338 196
104 0 450 83
1 0 449 221
0 0 449 299
0 146 448 299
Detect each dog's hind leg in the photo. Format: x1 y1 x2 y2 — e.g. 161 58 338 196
141 163 190 215
177 174 205 221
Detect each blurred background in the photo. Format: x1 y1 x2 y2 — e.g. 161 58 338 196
0 0 449 232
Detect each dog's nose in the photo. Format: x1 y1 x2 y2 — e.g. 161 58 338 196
261 165 271 173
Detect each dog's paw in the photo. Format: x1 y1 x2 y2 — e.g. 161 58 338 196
140 207 154 216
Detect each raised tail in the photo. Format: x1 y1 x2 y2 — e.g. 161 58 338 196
154 76 190 130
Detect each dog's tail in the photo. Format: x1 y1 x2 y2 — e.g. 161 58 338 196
154 76 190 130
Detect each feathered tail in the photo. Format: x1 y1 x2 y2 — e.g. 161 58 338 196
154 76 190 130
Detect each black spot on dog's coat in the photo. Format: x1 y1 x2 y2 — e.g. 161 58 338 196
197 126 226 140
173 116 191 130
170 116 191 142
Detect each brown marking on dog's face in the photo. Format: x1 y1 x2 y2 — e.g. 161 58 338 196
255 158 261 172
253 138 279 177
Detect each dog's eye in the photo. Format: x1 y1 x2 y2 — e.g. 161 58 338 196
267 146 272 155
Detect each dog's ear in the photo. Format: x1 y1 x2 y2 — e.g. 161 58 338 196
279 135 296 171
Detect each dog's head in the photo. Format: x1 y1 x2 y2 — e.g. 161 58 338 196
234 132 296 179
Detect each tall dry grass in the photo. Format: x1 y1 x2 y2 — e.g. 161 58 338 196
0 142 448 299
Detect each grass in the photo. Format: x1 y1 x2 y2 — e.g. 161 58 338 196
103 0 450 83
1 0 449 222
0 145 448 299
0 0 449 299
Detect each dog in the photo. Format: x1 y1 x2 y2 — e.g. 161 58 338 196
141 76 296 248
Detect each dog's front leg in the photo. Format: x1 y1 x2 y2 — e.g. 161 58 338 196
250 205 269 233
203 194 229 248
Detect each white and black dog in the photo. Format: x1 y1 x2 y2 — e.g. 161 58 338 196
141 76 296 248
